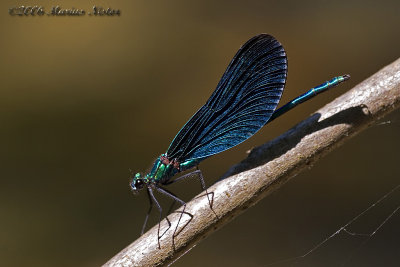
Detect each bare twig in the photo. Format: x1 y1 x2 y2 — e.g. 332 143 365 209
104 58 400 267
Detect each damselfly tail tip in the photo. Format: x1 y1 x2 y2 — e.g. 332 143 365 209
342 74 351 81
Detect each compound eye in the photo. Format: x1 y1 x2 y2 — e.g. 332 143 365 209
135 179 144 189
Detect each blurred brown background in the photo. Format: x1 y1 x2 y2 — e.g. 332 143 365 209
1 0 399 266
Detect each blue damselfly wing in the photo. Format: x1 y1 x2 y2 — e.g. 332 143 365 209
166 34 287 162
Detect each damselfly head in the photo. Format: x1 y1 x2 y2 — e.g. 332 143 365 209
130 172 145 193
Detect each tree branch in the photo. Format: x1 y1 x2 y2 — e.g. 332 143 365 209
104 57 400 267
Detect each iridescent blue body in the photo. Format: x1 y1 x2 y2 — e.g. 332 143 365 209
129 34 349 247
269 75 349 122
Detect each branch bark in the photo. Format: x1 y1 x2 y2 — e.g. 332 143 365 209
104 57 400 267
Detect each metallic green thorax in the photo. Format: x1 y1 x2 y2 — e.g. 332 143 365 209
143 154 199 184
